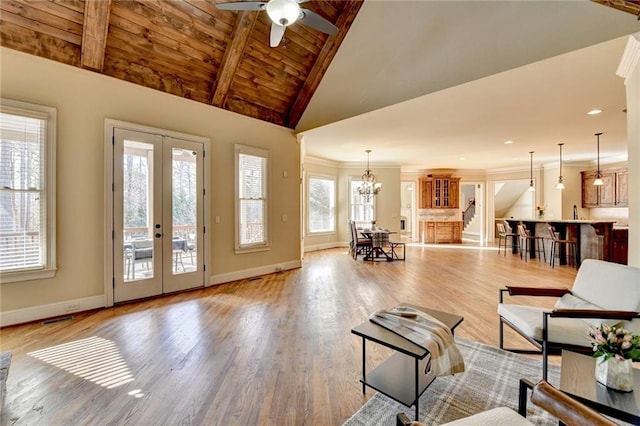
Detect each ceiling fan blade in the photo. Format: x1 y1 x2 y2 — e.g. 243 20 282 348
270 23 286 47
298 9 338 35
215 1 266 11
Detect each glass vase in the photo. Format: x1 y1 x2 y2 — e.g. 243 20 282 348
595 355 633 392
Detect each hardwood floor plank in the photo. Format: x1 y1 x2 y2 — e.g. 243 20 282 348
0 243 576 425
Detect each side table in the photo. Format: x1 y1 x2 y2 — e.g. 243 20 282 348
559 350 640 424
351 305 463 421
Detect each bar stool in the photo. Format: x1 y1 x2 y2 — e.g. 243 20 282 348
496 222 518 255
517 224 546 262
547 225 577 268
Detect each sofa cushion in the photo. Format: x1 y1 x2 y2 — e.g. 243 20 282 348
571 259 640 312
553 294 620 328
441 407 533 426
498 304 591 347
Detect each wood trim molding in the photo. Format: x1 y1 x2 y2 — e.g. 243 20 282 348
81 0 112 71
617 32 640 80
287 0 364 128
211 11 259 107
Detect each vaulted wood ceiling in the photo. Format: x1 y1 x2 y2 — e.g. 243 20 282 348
0 0 362 129
0 1 637 130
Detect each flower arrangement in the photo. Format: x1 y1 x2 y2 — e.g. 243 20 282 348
588 324 640 361
536 205 546 218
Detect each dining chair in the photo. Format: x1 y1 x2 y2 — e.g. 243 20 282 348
517 224 546 262
350 221 372 260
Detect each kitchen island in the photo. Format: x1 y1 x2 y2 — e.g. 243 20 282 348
499 218 619 267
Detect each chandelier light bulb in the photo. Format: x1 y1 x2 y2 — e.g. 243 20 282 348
358 150 382 201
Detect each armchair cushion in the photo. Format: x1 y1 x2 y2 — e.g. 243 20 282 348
572 259 640 313
497 304 591 347
553 294 620 328
440 407 533 425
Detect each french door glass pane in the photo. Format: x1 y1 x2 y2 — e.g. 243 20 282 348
123 141 154 282
171 148 197 275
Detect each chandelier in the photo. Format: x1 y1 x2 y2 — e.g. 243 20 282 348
357 150 382 202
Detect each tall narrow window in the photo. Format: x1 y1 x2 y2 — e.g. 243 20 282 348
0 99 56 282
350 179 374 228
308 175 335 234
235 145 269 251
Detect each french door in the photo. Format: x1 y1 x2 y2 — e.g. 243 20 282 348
112 127 205 303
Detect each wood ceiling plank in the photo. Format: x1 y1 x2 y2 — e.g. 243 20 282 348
133 0 234 42
161 0 236 34
237 60 301 97
1 1 83 36
45 0 85 15
108 26 217 79
253 15 324 56
23 0 85 24
224 95 286 126
240 46 307 79
231 76 293 108
211 11 258 107
0 19 81 65
287 0 364 128
108 13 224 67
245 39 311 75
104 48 212 103
0 7 82 45
592 0 640 17
81 0 111 71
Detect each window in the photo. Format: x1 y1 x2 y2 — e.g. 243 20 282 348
0 99 57 282
235 144 269 252
307 175 335 234
350 179 374 227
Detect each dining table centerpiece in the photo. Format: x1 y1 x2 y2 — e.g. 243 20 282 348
536 205 546 219
588 324 640 392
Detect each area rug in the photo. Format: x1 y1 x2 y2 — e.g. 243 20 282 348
343 337 559 425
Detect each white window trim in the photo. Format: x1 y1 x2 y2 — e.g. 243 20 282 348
234 144 270 253
306 173 336 236
0 98 57 283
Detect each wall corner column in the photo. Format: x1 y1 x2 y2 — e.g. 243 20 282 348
617 33 640 267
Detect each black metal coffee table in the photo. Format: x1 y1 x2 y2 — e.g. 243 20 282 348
559 350 640 424
351 305 463 421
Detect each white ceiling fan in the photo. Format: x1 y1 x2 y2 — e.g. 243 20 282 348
216 0 339 47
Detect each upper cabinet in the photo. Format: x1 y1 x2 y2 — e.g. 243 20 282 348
419 174 460 209
581 168 628 208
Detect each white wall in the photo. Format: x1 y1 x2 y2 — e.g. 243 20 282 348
0 48 301 324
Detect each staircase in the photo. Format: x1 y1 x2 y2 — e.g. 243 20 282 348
462 199 480 242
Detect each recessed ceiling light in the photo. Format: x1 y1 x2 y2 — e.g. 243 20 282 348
459 157 465 160
512 157 519 160
504 140 513 144
587 109 603 115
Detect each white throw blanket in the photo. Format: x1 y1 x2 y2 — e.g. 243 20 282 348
369 305 465 377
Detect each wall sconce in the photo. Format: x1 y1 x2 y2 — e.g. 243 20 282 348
593 132 603 186
528 151 535 192
556 143 565 190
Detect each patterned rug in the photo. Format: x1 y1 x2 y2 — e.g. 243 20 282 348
343 337 559 425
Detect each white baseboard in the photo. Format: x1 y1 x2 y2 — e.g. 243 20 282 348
304 242 347 253
0 295 106 327
209 259 302 286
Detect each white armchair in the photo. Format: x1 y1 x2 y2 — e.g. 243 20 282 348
498 259 640 380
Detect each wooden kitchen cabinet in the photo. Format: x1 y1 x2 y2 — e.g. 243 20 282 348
617 170 628 207
419 174 460 209
581 168 625 208
419 177 433 208
420 221 462 243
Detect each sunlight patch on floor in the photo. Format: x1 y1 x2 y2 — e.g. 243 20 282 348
28 336 135 389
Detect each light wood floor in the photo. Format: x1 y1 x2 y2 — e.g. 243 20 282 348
0 243 577 425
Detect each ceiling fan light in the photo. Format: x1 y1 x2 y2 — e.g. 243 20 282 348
266 0 300 26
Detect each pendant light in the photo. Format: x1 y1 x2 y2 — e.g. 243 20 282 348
528 151 535 192
593 132 603 186
556 143 565 190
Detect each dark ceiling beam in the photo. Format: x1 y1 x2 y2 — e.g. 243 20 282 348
592 0 640 19
286 0 364 129
81 0 112 71
211 11 259 107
